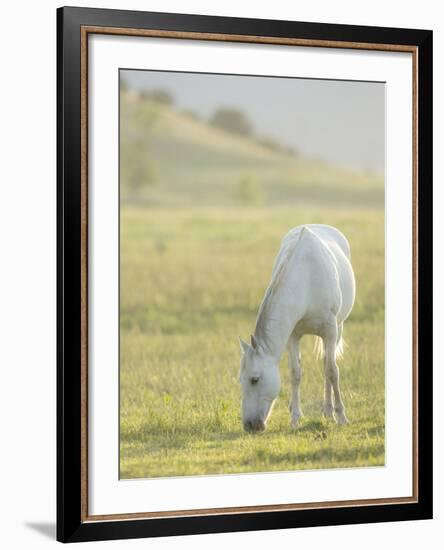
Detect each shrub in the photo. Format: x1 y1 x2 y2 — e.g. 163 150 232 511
209 107 253 138
235 172 264 205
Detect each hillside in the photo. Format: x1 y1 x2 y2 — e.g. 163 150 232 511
120 90 384 208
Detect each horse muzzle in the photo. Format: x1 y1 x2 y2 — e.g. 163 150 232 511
243 418 266 433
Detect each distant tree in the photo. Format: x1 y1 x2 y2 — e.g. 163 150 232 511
236 172 264 206
282 145 299 157
141 88 174 106
182 109 201 121
257 136 281 152
257 135 299 157
209 107 253 138
121 134 158 197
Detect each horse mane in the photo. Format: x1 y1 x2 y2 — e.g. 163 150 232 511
254 227 308 340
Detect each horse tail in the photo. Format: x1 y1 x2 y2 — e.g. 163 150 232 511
313 335 345 360
335 336 345 360
313 336 324 360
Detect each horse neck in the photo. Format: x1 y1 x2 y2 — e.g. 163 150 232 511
254 295 296 361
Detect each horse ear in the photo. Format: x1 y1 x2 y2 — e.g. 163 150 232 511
250 334 259 350
239 337 251 354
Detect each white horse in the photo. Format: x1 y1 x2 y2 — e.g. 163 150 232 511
239 224 355 432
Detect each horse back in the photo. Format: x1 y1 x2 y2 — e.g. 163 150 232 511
275 225 355 324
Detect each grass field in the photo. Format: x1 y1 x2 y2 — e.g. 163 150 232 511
120 206 385 479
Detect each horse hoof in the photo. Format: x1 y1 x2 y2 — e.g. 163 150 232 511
336 413 349 425
291 415 303 429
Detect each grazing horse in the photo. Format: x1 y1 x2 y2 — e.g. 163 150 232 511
239 224 355 432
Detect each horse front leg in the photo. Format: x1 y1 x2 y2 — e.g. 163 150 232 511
323 323 349 425
287 333 303 428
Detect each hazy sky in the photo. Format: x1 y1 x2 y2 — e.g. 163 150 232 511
122 69 385 174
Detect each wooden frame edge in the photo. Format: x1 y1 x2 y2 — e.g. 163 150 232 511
84 496 418 523
82 25 418 53
411 47 419 501
80 25 89 522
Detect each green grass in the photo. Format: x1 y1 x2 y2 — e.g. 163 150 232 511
120 206 385 479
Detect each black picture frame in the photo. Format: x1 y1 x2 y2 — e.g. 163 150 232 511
57 5 433 543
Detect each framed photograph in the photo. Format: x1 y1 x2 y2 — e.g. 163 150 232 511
57 6 433 543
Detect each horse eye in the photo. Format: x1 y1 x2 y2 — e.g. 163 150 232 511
250 376 260 385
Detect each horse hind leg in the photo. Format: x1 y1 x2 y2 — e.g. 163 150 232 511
287 332 303 429
335 322 344 360
317 335 334 419
317 337 335 420
323 322 349 425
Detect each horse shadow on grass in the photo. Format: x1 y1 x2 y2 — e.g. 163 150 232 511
250 442 386 468
121 424 248 455
122 416 334 451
